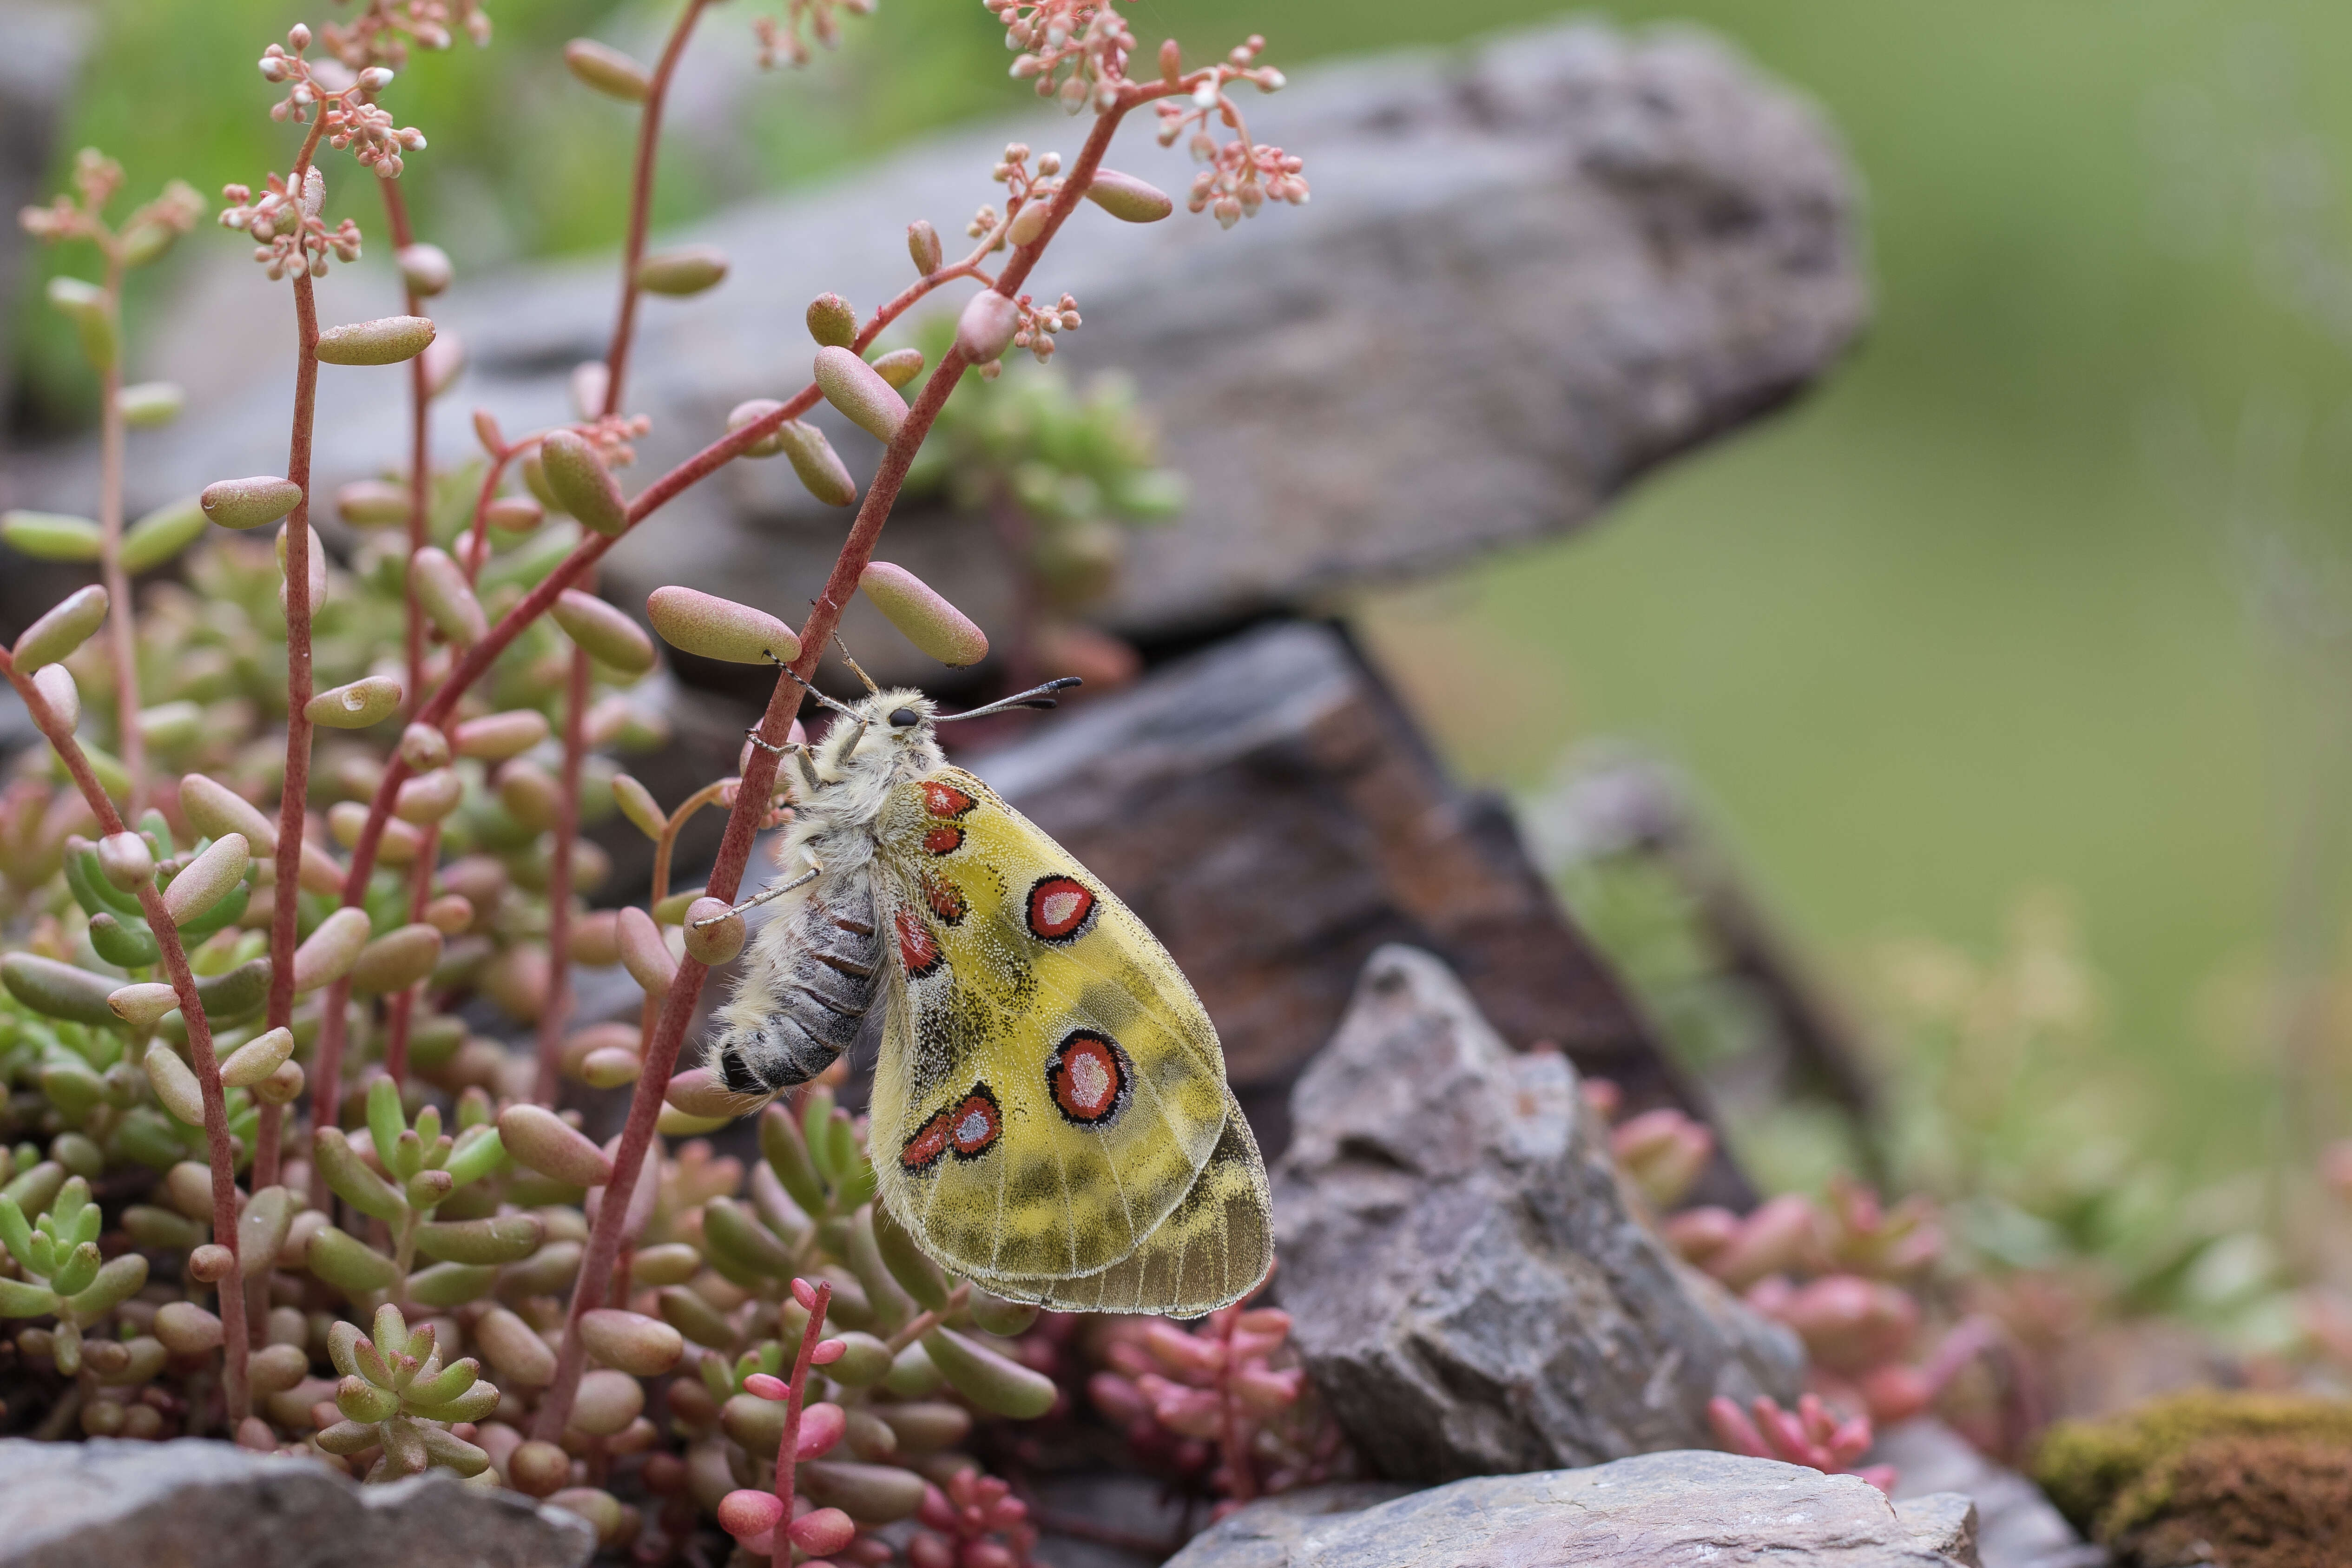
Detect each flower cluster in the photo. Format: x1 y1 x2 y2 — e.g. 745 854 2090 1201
910 1469 1040 1568
994 0 1138 114
18 150 201 261
323 0 494 68
219 169 362 281
258 25 428 174
1154 37 1304 228
1087 1292 1349 1509
753 0 878 72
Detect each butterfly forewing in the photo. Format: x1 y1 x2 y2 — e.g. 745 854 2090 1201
867 767 1249 1293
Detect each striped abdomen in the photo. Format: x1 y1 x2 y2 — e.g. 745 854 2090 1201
717 885 882 1095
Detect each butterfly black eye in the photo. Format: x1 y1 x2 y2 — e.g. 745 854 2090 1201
889 707 922 729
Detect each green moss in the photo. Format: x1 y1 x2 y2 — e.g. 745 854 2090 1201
2030 1390 2352 1542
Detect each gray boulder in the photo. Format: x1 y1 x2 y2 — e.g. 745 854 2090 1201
1163 1453 1981 1568
0 1437 594 1568
1873 1420 2107 1568
4 20 1864 674
1272 944 1802 1481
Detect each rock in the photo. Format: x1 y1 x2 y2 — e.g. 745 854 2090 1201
4 20 1864 677
1271 943 1802 1481
1163 1452 1980 1568
0 1436 594 1568
973 619 1748 1199
1872 1419 2106 1568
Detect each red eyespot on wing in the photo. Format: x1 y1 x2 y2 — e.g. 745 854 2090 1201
922 825 964 856
1025 875 1096 944
901 1112 951 1173
947 1085 1001 1159
1047 1030 1131 1127
921 872 968 924
895 908 942 978
922 781 976 819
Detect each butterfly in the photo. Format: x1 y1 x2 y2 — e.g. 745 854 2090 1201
701 673 1272 1318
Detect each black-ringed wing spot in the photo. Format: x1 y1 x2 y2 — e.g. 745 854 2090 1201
921 871 968 925
900 1110 952 1173
1025 875 1097 945
921 781 977 819
895 908 943 979
1046 1029 1132 1127
922 825 965 856
948 1083 1002 1160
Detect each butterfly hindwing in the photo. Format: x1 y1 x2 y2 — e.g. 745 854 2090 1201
867 766 1254 1300
972 1087 1272 1316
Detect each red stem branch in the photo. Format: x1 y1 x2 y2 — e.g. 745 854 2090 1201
0 651 250 1418
533 645 592 1104
528 94 1140 1442
601 0 711 419
773 1280 831 1528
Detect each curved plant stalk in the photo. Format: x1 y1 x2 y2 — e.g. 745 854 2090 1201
532 87 1153 1440
91 248 146 817
652 777 734 906
0 649 251 1420
533 645 593 1104
601 0 713 418
378 174 433 710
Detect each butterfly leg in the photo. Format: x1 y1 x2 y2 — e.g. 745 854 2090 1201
694 852 823 926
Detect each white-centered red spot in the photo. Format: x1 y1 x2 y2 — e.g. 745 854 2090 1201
1047 1030 1130 1126
923 825 964 856
895 908 942 977
947 1088 1001 1158
1025 875 1096 944
922 781 976 818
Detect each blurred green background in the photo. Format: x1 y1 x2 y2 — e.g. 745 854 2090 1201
15 0 2352 1187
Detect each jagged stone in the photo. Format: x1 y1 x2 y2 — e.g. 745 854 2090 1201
971 619 1745 1196
4 20 1864 680
0 1437 594 1568
1162 1453 1981 1568
1271 943 1802 1480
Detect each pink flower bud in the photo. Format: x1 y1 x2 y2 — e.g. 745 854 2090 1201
788 1506 856 1555
743 1372 790 1401
798 1399 847 1459
956 290 1020 364
811 1337 847 1365
718 1488 784 1541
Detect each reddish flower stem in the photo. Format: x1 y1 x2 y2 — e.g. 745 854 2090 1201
533 645 592 1104
601 0 711 419
1214 1304 1256 1502
381 819 441 1087
774 1280 831 1528
459 444 523 588
378 174 431 712
650 777 733 907
531 94 1144 1441
0 652 250 1419
307 975 354 1212
90 242 147 819
329 250 984 906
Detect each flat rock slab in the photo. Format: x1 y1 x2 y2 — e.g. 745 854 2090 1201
1164 1453 1981 1568
1272 943 1801 1480
0 1437 594 1568
1872 1420 2106 1568
972 619 1746 1200
3 19 1864 680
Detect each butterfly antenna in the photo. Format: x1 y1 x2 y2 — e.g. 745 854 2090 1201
933 676 1084 723
831 634 882 695
766 653 863 719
